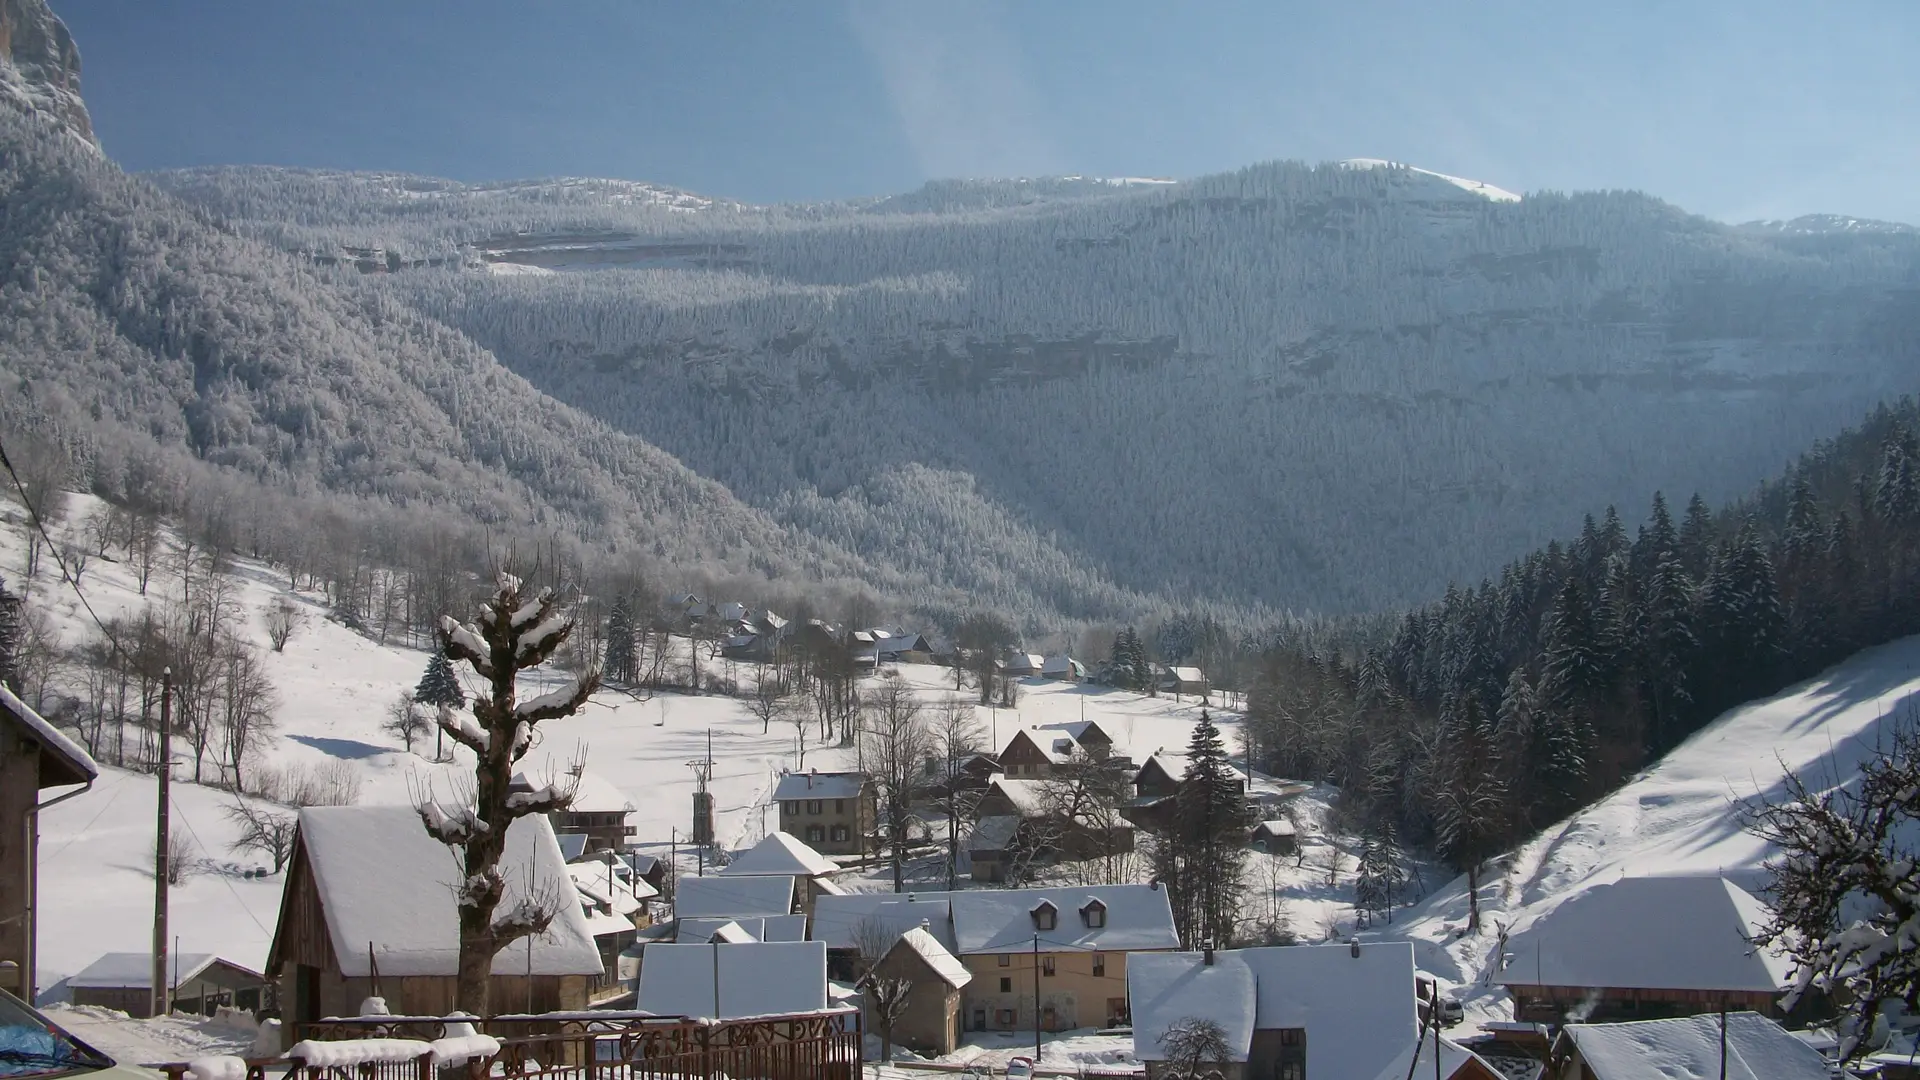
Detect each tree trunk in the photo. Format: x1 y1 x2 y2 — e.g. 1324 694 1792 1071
1466 863 1482 932
456 901 496 1015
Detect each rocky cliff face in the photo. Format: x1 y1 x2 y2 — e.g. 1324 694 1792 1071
0 0 94 144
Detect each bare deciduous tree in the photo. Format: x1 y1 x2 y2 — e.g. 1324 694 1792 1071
930 696 985 890
263 600 304 652
382 691 430 753
224 797 298 873
860 675 932 891
1158 1016 1232 1080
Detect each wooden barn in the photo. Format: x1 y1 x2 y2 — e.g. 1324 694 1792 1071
1 685 97 1000
68 952 267 1018
267 805 604 1024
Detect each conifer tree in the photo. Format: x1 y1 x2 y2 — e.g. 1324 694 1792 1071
1154 711 1251 948
1678 493 1716 577
604 596 637 686
414 651 467 711
1354 822 1405 926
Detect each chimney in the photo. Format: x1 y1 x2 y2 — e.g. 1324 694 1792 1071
1149 879 1161 892
1203 940 1215 966
919 919 931 931
1349 939 1361 959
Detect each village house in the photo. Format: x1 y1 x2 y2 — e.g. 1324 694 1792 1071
812 883 1178 1033
1126 751 1248 833
1250 818 1298 856
1550 1012 1828 1080
968 777 1134 884
1159 666 1210 699
922 750 1001 802
636 941 828 1020
866 924 972 1057
999 728 1075 778
673 914 809 944
1004 652 1045 678
1131 941 1436 1080
1499 876 1792 1024
1041 654 1088 681
267 805 604 1023
621 852 670 896
0 685 97 1000
718 830 845 913
510 770 636 854
68 952 269 1018
874 631 932 664
569 859 657 1004
774 770 877 855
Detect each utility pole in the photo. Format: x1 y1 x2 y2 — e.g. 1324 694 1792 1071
1032 933 1042 1063
1432 980 1442 1080
1718 1001 1727 1080
150 667 172 1019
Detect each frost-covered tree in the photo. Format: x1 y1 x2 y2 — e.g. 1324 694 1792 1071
1158 1016 1232 1080
420 571 600 1014
1744 704 1920 1059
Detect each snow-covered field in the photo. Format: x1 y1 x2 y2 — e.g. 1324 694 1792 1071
1381 633 1920 1030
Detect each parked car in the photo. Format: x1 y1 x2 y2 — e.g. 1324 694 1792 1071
1004 1056 1036 1080
0 987 157 1079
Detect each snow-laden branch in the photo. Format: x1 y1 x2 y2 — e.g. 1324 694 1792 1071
440 616 493 677
505 782 573 815
513 677 595 725
436 709 489 754
419 800 491 846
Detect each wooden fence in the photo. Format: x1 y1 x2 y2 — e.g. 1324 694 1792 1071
155 1008 861 1080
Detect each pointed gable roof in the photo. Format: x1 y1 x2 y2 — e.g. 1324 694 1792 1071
882 927 972 989
280 805 602 978
719 831 838 878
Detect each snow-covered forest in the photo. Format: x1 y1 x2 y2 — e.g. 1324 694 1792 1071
148 160 1920 616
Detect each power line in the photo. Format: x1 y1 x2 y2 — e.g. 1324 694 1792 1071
0 431 140 671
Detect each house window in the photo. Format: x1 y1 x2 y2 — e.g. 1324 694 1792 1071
1092 953 1105 977
1278 1027 1306 1080
1042 956 1056 977
806 825 825 843
831 825 849 843
807 799 822 814
835 799 846 813
999 978 1012 994
782 801 797 815
998 954 1011 967
1082 902 1107 928
996 1009 1016 1029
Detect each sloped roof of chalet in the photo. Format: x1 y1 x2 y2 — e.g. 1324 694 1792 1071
569 861 656 912
986 778 1050 815
885 927 972 989
1138 943 1416 1080
1130 952 1257 1062
968 815 1021 853
676 915 809 943
1253 819 1297 838
1557 1013 1828 1080
719 831 838 878
949 884 1178 954
70 952 262 989
567 772 637 814
673 874 795 919
1002 728 1072 762
636 942 828 1020
1 683 97 788
773 771 869 801
1502 876 1792 994
809 892 957 952
874 631 929 653
293 805 602 978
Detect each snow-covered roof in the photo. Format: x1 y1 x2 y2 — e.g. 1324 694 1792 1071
969 815 1021 852
512 769 634 814
986 777 1050 814
676 915 808 944
809 892 957 952
950 884 1179 954
293 805 603 978
1129 952 1256 1062
1371 1035 1502 1080
1253 819 1296 838
1 682 97 787
557 833 589 861
68 952 261 989
1502 876 1791 994
813 876 846 896
1040 654 1084 676
1003 729 1073 763
673 874 795 919
719 831 838 878
635 942 828 1020
1558 1012 1828 1080
772 771 869 801
884 927 971 989
569 861 655 912
1165 666 1207 683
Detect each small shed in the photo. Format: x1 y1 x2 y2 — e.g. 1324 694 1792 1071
869 926 972 1057
1250 819 1297 855
69 952 269 1018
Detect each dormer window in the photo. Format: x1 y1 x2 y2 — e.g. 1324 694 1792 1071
1031 900 1058 932
1082 899 1107 928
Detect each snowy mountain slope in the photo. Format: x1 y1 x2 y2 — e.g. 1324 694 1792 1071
7 496 1244 989
151 158 1920 616
1339 158 1521 201
1377 633 1920 1022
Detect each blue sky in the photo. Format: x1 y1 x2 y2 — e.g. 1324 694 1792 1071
53 0 1920 223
